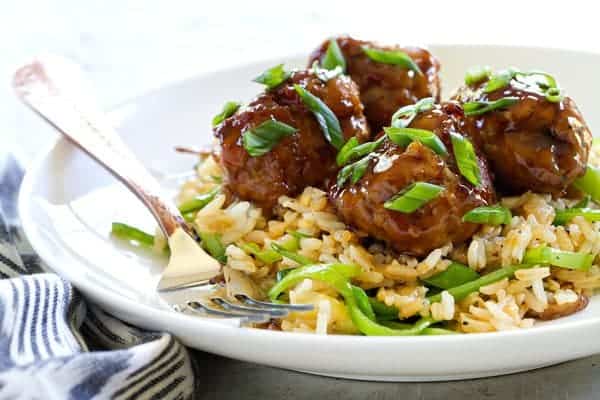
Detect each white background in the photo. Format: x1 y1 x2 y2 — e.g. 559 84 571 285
2 0 600 162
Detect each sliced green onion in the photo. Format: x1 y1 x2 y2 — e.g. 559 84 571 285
336 135 385 166
178 186 221 213
463 97 519 116
362 46 422 74
381 321 460 335
450 132 481 186
198 232 226 263
428 264 534 303
111 222 154 247
423 262 480 289
276 268 295 282
390 97 435 128
311 62 343 82
462 205 512 225
270 243 314 265
269 263 434 336
384 182 444 213
294 84 344 150
240 242 282 264
464 65 491 86
483 68 518 93
573 195 591 208
573 165 600 202
321 39 346 72
523 245 593 271
336 153 375 187
242 119 297 157
544 87 563 103
289 230 312 239
212 101 240 127
368 298 399 321
352 286 376 321
384 127 448 156
554 208 600 225
253 64 291 90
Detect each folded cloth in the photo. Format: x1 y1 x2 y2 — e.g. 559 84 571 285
0 154 196 400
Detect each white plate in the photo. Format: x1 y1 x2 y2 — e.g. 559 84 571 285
19 45 600 381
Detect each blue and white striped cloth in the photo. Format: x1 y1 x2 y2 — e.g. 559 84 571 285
0 154 196 400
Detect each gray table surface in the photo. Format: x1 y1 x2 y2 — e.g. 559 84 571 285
4 1 600 398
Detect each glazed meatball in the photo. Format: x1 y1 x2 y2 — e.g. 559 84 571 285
452 71 592 195
308 36 441 133
329 102 495 256
215 70 369 211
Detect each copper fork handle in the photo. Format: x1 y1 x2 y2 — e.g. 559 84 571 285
13 55 186 237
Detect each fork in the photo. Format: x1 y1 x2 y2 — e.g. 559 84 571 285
12 54 313 323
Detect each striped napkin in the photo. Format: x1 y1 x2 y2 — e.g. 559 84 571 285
0 154 196 400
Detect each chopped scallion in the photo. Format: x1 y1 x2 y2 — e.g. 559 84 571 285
240 242 282 264
384 182 444 213
362 46 422 74
178 186 221 213
253 64 291 90
450 132 481 186
321 39 346 72
464 65 491 86
462 205 512 225
523 245 593 271
111 222 154 247
385 127 448 156
212 101 240 127
554 208 600 225
242 119 297 157
423 262 480 289
336 135 385 166
198 232 227 263
390 97 435 128
294 84 344 150
573 165 600 202
463 97 519 116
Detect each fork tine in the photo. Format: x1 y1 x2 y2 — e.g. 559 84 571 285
211 297 289 317
186 301 270 323
234 294 314 311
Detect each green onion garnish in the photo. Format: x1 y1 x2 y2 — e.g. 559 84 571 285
450 132 481 186
212 101 240 127
362 46 422 74
385 127 448 156
423 262 480 290
253 64 291 90
178 186 221 214
240 242 282 264
464 65 491 86
276 268 295 282
390 97 435 128
573 165 600 202
111 222 154 247
483 68 518 93
384 182 444 213
463 97 519 116
198 232 227 263
311 61 343 82
336 135 385 166
321 39 346 72
554 208 600 225
573 195 591 208
523 245 593 271
336 153 375 187
270 243 314 265
427 264 534 303
462 205 512 225
544 87 562 102
368 297 399 321
294 84 344 150
242 119 297 157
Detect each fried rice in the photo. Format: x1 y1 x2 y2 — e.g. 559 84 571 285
165 145 600 335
